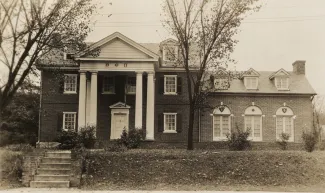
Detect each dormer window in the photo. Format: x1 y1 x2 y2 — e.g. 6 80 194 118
163 46 177 62
244 77 258 89
269 69 290 90
242 68 260 90
275 77 289 90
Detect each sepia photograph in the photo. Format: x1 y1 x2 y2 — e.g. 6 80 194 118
0 0 324 192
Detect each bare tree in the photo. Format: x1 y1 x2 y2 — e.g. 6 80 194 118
163 0 260 150
0 0 98 122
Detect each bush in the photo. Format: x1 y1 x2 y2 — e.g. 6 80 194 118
79 126 96 149
56 125 96 149
302 130 318 152
56 129 79 149
4 144 34 152
226 125 251 151
277 132 290 150
117 127 145 149
0 150 23 181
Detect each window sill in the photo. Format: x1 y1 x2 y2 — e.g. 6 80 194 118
164 93 178 95
63 91 77 94
126 92 136 95
245 88 258 90
276 88 290 91
102 92 115 95
163 130 177 134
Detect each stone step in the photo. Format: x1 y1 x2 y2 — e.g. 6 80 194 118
39 163 71 169
30 181 70 188
37 169 71 175
34 175 70 181
46 151 71 159
41 157 71 164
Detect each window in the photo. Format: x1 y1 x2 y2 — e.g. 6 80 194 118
164 113 177 133
275 77 289 90
164 75 177 94
126 77 136 94
213 106 231 140
163 46 177 62
244 77 258 89
64 74 77 93
214 78 229 90
276 107 294 142
102 76 115 93
63 112 76 131
244 106 263 141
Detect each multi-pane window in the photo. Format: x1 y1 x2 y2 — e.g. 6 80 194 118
245 115 262 141
164 113 177 133
163 46 177 61
213 115 230 140
102 76 115 93
64 74 77 93
63 112 76 131
276 107 294 142
276 77 289 90
244 77 258 89
126 77 136 94
164 75 177 94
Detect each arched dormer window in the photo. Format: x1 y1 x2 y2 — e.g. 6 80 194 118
213 105 231 141
244 106 263 141
276 106 294 142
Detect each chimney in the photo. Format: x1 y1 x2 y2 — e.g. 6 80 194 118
292 60 305 75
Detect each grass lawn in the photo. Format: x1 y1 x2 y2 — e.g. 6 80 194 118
81 149 325 192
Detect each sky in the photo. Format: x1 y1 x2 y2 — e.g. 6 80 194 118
86 0 325 95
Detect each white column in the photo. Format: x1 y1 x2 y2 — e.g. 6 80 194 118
85 80 91 125
135 71 143 128
78 71 87 129
90 71 98 128
146 71 155 140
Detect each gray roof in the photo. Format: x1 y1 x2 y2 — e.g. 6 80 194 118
213 71 316 95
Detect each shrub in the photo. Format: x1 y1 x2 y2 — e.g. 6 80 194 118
226 125 251 151
56 125 96 149
302 130 318 152
56 130 79 150
0 150 23 181
4 144 34 152
79 126 96 149
277 132 290 150
117 127 145 149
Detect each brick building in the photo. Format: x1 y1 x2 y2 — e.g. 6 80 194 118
37 32 316 144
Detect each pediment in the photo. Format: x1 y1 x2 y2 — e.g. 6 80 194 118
75 32 159 59
160 38 178 45
215 69 228 77
109 102 130 109
243 68 260 77
269 68 290 79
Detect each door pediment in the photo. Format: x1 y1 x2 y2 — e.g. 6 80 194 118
110 102 130 109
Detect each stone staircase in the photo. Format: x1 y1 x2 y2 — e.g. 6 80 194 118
30 150 71 188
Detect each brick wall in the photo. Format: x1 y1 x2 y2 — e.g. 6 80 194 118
200 94 313 143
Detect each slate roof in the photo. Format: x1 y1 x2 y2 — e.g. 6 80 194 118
214 71 316 95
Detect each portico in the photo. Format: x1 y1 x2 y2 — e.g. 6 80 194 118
74 32 159 140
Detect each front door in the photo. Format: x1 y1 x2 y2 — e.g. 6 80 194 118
111 113 128 139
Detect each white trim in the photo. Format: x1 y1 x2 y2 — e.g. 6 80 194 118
63 112 77 131
110 109 130 140
163 113 177 133
63 74 78 94
164 75 177 95
75 58 158 62
275 77 290 90
244 77 258 90
275 116 294 142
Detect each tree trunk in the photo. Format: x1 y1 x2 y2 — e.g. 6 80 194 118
187 103 195 150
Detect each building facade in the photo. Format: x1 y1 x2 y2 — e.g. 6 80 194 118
38 32 316 144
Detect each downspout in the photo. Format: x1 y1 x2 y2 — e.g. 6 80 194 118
198 108 201 142
37 70 43 145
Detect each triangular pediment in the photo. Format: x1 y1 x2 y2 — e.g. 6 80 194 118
269 68 290 79
160 38 178 45
109 102 130 109
215 68 228 76
75 32 159 60
243 68 260 77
